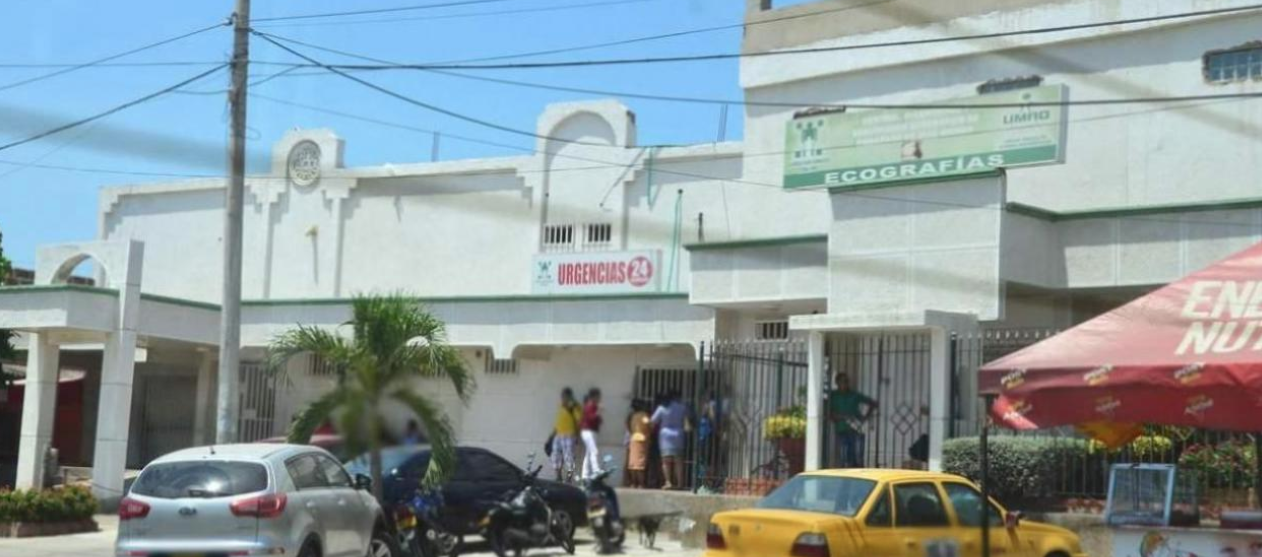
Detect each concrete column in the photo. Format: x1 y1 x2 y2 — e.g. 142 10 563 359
192 351 217 445
92 241 143 507
805 330 825 471
15 333 60 489
928 327 950 472
92 331 138 505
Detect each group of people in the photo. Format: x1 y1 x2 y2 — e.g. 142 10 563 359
547 387 694 490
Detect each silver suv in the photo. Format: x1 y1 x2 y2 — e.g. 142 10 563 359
116 444 397 557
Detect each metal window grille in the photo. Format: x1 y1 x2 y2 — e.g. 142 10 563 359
307 353 337 377
583 223 613 250
1205 44 1262 83
485 358 519 374
238 362 278 442
977 75 1044 94
755 320 790 340
542 224 575 252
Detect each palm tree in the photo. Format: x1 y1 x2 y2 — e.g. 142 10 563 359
268 293 473 498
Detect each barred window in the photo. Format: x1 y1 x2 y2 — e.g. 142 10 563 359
485 358 519 374
307 354 337 377
585 223 613 249
755 320 790 340
1205 44 1262 84
542 224 575 252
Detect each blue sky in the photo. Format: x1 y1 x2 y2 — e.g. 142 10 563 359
0 0 745 267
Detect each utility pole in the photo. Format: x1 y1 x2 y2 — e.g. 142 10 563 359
216 0 250 444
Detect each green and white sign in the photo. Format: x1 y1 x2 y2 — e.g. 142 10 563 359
784 85 1068 190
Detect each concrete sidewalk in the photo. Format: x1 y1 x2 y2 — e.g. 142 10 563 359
0 514 701 557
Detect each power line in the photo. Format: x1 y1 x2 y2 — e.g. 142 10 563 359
427 0 894 65
0 158 216 179
256 32 1262 111
0 22 228 94
253 32 628 147
253 0 516 22
0 65 228 153
255 0 657 30
0 60 308 69
277 3 1262 71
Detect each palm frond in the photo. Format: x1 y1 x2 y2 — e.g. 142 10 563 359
392 387 457 489
334 394 370 459
267 324 354 383
288 389 346 444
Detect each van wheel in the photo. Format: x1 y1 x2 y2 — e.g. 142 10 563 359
368 528 401 557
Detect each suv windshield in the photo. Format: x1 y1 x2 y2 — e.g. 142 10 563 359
131 461 269 499
758 475 876 517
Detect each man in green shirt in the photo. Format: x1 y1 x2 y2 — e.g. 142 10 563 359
827 372 878 468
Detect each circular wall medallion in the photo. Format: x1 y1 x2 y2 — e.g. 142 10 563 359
287 140 322 186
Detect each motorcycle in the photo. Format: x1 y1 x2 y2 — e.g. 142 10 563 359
585 455 625 555
479 457 575 557
394 488 461 557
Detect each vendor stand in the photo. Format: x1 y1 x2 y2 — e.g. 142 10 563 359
978 241 1262 557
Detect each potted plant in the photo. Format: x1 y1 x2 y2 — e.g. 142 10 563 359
763 405 807 475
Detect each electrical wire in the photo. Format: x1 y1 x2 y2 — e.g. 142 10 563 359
253 0 516 23
273 3 1262 71
0 158 216 179
427 0 894 65
254 0 657 30
0 22 229 94
256 31 1262 111
0 64 228 153
253 32 626 147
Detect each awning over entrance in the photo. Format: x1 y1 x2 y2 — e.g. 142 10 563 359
980 241 1262 432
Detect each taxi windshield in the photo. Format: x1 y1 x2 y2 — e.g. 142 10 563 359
757 475 877 517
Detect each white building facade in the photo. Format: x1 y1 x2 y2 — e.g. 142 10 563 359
2 0 1261 503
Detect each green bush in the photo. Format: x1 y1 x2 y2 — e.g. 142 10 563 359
0 486 97 523
1178 440 1256 489
943 436 1092 503
1088 435 1176 461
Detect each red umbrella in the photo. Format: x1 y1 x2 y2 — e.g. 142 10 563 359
980 240 1262 432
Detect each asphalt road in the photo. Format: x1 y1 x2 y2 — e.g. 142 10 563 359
0 515 702 557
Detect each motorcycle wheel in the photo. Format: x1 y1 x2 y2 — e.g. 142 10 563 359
486 529 511 557
552 510 576 555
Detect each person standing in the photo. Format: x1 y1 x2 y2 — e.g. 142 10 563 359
579 388 604 480
651 390 690 490
403 419 424 445
625 399 651 488
827 372 878 468
550 388 582 481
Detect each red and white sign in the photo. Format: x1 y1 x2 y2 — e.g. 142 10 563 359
532 251 661 295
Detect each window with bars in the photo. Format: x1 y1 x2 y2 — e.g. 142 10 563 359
977 75 1044 95
584 223 613 250
755 320 790 340
1205 44 1262 84
542 224 575 252
485 358 519 374
307 354 338 377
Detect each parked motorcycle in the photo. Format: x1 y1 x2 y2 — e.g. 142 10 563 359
394 488 461 557
480 457 576 557
585 455 625 555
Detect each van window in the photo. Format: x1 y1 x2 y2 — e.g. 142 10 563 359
132 461 269 499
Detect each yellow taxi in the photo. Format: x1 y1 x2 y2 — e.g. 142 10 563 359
705 469 1086 557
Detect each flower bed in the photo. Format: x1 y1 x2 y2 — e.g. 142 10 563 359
0 486 98 538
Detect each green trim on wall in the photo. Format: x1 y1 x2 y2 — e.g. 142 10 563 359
139 293 220 311
1006 196 1262 222
0 284 119 297
685 234 828 252
243 292 691 307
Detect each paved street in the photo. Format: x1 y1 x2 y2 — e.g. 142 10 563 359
0 515 701 557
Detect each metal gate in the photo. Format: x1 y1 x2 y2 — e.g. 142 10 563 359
238 362 278 442
826 333 932 471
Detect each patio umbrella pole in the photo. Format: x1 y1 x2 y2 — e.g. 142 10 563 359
981 394 995 557
1255 434 1262 509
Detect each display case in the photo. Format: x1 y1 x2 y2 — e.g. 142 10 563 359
1105 464 1200 527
